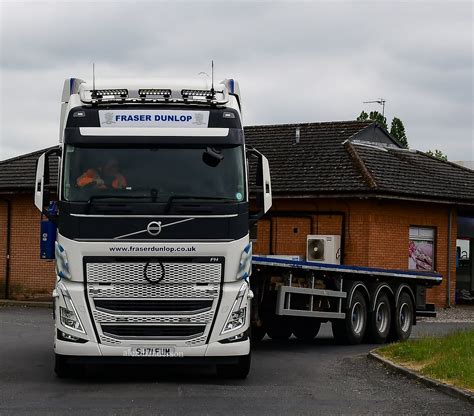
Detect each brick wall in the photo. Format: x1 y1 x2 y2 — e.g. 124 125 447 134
253 198 457 307
0 194 55 300
0 193 459 306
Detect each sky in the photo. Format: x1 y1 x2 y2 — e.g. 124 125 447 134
0 0 472 162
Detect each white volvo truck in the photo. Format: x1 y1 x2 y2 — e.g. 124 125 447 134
34 77 271 378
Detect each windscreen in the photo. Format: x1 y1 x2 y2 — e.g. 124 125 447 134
63 145 246 203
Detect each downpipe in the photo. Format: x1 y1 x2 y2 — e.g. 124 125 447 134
0 197 11 299
447 207 453 307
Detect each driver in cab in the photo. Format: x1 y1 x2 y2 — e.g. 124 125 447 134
76 159 127 190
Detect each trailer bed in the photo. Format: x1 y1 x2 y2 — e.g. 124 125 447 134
252 255 442 283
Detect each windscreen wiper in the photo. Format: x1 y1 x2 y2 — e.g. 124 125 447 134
165 195 235 212
87 195 152 203
86 195 153 213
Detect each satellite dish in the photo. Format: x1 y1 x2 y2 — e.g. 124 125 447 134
307 238 325 261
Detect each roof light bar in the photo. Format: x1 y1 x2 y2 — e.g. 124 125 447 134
181 89 214 99
92 89 128 99
138 89 172 98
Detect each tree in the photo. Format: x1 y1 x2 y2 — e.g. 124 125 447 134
357 111 369 121
427 149 448 161
357 110 387 130
390 117 408 148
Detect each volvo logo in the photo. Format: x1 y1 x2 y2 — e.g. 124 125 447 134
147 221 162 236
143 259 165 284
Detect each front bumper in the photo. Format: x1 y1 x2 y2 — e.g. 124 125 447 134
54 337 250 358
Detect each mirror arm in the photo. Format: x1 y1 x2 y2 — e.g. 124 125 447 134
42 208 58 225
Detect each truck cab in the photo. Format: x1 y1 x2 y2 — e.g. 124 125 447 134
34 77 271 378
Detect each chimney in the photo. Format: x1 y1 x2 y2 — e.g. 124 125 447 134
295 127 300 144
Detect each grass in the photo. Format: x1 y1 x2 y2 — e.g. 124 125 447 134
377 330 474 392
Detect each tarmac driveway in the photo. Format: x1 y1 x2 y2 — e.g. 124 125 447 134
0 305 473 415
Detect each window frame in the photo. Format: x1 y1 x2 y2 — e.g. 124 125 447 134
408 225 437 272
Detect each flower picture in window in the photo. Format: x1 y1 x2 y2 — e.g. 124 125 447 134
409 227 435 271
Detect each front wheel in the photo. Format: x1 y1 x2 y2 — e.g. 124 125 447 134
266 318 292 340
292 319 321 340
332 290 367 345
54 354 74 378
390 291 414 342
250 324 266 343
216 353 251 379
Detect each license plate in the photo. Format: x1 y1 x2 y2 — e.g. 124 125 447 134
129 346 175 357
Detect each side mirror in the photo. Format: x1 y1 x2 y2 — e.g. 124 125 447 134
261 154 272 214
247 147 272 223
34 153 46 212
34 147 61 220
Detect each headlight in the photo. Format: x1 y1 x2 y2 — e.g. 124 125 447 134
60 307 83 332
57 282 85 334
55 242 71 280
221 283 248 334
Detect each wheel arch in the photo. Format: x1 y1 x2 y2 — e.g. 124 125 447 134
371 284 394 312
347 281 370 308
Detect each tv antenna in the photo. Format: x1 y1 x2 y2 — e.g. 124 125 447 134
210 60 215 96
363 98 386 117
92 63 96 92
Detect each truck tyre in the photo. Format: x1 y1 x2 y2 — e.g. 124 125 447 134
266 318 292 340
332 290 367 345
251 324 266 343
292 319 321 341
54 354 73 378
368 292 391 344
390 291 414 342
216 353 251 379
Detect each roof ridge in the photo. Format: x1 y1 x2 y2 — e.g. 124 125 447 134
0 146 57 165
417 150 474 174
344 140 378 189
244 120 372 129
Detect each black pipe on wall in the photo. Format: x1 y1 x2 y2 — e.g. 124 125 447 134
0 197 11 299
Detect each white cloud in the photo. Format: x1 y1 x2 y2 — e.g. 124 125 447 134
0 0 472 161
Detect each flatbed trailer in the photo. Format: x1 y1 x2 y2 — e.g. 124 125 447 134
250 255 442 344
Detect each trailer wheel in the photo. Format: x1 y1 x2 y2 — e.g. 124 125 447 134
266 318 292 340
368 292 391 344
292 319 321 341
251 324 266 343
390 291 414 342
216 353 251 379
332 290 367 345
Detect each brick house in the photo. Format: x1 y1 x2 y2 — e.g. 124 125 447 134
245 121 474 307
1 121 473 306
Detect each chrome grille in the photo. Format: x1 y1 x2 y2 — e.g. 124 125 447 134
93 299 213 313
88 283 219 298
86 262 221 285
85 258 222 347
93 309 214 324
101 324 206 339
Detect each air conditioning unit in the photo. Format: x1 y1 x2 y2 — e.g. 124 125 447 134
306 235 341 265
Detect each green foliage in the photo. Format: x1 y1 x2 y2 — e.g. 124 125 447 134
427 149 448 161
368 111 388 130
356 110 392 138
390 117 408 148
357 111 369 121
378 330 474 391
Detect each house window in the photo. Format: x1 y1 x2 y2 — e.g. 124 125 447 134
409 227 435 271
